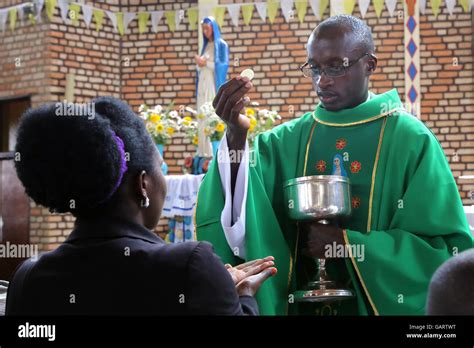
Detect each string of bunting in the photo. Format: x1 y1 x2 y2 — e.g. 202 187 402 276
0 0 472 35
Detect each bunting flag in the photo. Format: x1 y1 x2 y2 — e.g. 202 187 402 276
344 0 357 14
35 0 45 22
385 0 398 16
138 12 150 34
9 7 17 32
446 0 456 14
151 11 163 33
57 0 69 22
187 7 198 30
295 0 308 23
331 0 345 14
242 4 254 25
359 0 371 17
82 4 93 28
165 10 176 32
0 9 8 32
319 0 329 18
106 10 117 32
45 0 56 20
267 0 279 23
459 0 471 11
227 4 241 26
1 0 474 36
123 12 135 34
68 3 80 26
430 0 442 17
255 1 267 21
281 0 294 22
213 6 226 27
418 0 427 14
374 0 385 17
93 8 104 31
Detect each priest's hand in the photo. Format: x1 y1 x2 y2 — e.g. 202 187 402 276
213 76 253 149
225 256 277 297
300 221 345 259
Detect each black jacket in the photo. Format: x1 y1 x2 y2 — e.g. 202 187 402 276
6 217 258 315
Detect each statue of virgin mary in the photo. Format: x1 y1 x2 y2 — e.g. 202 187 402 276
195 16 229 157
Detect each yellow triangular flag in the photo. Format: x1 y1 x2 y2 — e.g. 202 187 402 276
213 6 226 27
187 8 198 30
116 12 124 35
69 3 81 26
373 0 384 17
165 11 176 32
430 0 441 17
138 12 150 34
319 0 329 18
9 8 17 32
45 0 57 20
295 0 308 23
242 4 254 25
93 9 104 31
268 0 279 24
344 0 357 14
459 0 470 12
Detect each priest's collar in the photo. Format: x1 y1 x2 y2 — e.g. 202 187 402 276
313 89 404 127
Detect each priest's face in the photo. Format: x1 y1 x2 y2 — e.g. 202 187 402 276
306 28 376 111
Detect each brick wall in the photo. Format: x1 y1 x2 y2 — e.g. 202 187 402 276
0 0 472 251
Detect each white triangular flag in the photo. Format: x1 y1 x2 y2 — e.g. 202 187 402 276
123 12 135 33
151 11 163 33
0 9 8 32
281 0 294 22
359 0 371 17
419 0 426 14
385 0 397 16
445 0 456 14
106 11 118 33
227 4 241 26
82 4 93 27
58 0 70 22
255 2 267 21
330 0 345 15
309 0 321 19
35 0 45 22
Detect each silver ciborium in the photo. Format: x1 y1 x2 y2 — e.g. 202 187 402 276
284 175 355 302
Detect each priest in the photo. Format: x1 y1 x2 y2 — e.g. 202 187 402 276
196 15 473 315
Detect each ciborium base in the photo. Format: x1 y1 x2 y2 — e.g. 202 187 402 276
294 280 355 302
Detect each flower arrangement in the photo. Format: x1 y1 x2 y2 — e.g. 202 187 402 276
244 102 282 146
199 102 226 142
139 103 181 145
181 107 200 147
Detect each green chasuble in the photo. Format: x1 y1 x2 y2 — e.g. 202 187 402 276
195 89 473 315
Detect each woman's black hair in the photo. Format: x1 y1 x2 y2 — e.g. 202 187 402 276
14 96 157 216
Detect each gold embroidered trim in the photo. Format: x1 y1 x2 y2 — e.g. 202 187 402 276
312 108 403 127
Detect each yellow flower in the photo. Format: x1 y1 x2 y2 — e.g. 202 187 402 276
249 117 257 127
156 123 164 133
192 135 199 145
183 116 192 126
150 113 161 123
249 124 255 132
215 123 225 132
167 127 175 135
197 113 205 120
246 108 255 117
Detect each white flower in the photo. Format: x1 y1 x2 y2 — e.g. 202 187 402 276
152 105 163 114
169 110 179 118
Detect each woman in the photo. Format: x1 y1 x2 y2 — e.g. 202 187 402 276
6 97 276 315
195 16 229 156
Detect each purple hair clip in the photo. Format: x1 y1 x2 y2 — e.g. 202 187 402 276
101 130 128 203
